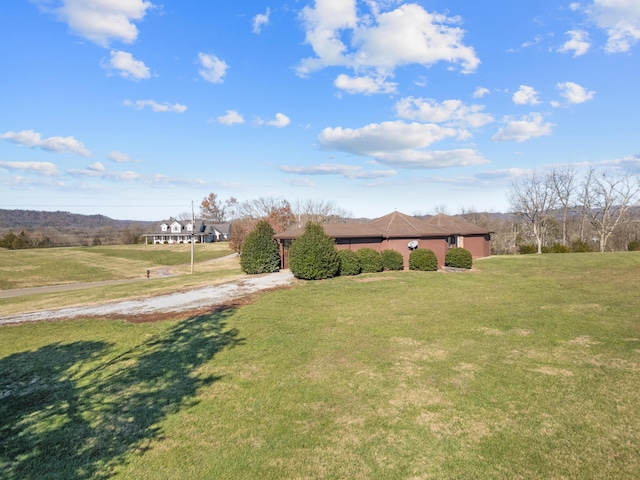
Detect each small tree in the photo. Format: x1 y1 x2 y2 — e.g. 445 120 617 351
381 249 404 270
240 220 280 274
337 249 361 276
409 248 438 271
356 248 384 273
288 223 339 280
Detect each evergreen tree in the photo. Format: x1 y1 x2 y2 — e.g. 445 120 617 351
288 223 339 280
240 220 280 274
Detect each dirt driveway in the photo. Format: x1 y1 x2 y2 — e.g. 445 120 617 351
0 270 296 326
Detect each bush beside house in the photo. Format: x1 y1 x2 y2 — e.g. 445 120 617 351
381 249 404 271
445 247 473 269
240 220 280 274
356 248 383 273
288 223 340 280
409 248 438 271
337 250 361 276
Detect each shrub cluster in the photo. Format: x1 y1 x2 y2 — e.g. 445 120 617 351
628 240 640 251
337 249 361 276
518 244 538 254
409 248 438 271
381 249 404 270
445 247 472 269
288 223 340 280
356 248 383 273
240 220 280 274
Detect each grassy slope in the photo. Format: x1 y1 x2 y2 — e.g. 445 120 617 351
1 253 639 479
0 243 234 290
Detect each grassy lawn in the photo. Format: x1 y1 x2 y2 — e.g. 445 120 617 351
0 243 234 290
1 253 640 479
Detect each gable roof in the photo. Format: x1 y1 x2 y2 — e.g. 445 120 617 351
422 213 493 235
274 211 489 240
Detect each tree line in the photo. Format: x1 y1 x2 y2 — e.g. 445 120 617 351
508 166 640 253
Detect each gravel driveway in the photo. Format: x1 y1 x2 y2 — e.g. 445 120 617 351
0 270 295 325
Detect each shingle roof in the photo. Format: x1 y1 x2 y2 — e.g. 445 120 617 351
422 213 493 235
274 211 489 240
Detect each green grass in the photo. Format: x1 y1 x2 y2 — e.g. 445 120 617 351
0 243 234 289
1 252 640 479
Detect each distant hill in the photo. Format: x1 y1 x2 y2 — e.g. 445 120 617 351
0 209 154 230
0 209 156 246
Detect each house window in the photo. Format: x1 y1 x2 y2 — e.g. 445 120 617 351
161 224 168 232
171 224 181 233
186 223 193 232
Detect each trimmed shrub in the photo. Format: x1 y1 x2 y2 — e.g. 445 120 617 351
337 249 361 276
356 248 383 273
381 249 404 271
240 220 280 274
549 243 570 253
570 239 593 253
518 244 538 254
628 240 640 251
409 248 438 271
445 247 472 269
288 223 339 280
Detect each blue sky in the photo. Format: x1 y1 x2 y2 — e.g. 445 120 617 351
1 0 639 220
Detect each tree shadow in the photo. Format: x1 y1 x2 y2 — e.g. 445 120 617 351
0 308 243 479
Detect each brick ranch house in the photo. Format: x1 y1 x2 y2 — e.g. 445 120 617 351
273 211 492 270
142 219 232 244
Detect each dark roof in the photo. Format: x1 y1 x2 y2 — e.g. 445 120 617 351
423 213 494 235
274 211 490 240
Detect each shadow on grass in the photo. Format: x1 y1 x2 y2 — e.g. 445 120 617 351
0 309 243 479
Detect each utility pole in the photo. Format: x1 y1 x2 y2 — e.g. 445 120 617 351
190 200 195 274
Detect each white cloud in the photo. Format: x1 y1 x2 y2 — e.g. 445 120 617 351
0 129 91 156
87 161 105 172
513 85 541 105
316 120 487 168
279 163 396 179
284 177 316 187
108 151 139 163
473 87 490 98
123 99 187 113
556 81 595 104
297 1 479 80
334 73 397 94
587 0 640 52
395 97 494 128
0 161 60 177
36 0 154 47
492 113 554 142
266 113 291 128
253 7 270 34
318 121 458 156
198 52 228 84
557 30 591 56
217 110 245 126
104 50 150 80
372 149 489 169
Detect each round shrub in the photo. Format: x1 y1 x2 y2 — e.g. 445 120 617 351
628 240 640 251
570 239 593 253
381 249 404 270
288 223 339 280
356 248 383 273
409 248 438 271
549 243 570 253
240 220 280 274
337 249 361 276
445 247 472 269
518 244 537 254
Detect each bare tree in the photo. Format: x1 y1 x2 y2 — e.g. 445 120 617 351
580 168 640 252
199 193 237 222
549 166 578 246
292 199 351 227
509 171 558 254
